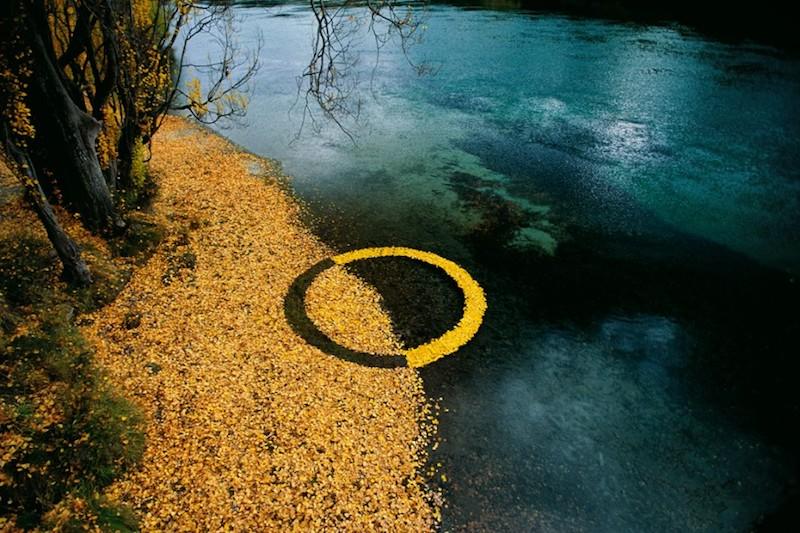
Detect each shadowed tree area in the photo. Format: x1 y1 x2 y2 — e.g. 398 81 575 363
1 0 258 284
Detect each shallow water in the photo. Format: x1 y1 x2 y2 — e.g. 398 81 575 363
195 2 799 530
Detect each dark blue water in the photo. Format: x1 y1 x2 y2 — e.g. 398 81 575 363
194 3 800 530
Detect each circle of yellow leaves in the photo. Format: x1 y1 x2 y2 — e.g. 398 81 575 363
328 247 487 368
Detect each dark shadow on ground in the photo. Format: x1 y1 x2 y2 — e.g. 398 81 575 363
283 257 407 368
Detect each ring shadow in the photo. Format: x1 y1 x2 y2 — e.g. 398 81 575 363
283 258 408 369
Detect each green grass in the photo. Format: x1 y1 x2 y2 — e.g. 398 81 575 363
0 224 149 530
109 214 164 262
1 306 144 529
0 236 56 307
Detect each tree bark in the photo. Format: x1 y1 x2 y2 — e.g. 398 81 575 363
116 113 141 191
103 157 118 193
1 126 92 286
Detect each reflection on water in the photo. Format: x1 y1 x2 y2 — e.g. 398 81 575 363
195 3 800 530
425 312 791 531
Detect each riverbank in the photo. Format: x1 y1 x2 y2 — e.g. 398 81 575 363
80 116 439 530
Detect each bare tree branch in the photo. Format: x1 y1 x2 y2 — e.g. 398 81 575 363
295 0 429 142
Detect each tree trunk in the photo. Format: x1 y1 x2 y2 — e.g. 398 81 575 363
25 1 122 234
116 117 140 192
1 126 92 286
26 178 93 286
104 158 118 193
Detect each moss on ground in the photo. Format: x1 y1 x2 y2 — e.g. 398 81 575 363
0 166 161 531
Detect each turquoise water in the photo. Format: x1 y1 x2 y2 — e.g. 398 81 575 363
195 3 799 530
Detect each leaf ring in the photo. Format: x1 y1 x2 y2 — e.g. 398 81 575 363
283 247 487 368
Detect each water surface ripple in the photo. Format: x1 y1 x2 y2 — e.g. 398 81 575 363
197 3 799 530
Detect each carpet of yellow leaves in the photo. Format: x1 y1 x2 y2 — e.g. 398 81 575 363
305 265 404 357
82 117 440 530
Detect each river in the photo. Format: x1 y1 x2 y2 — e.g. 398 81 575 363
192 2 799 530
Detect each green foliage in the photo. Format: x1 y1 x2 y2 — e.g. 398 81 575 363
66 249 132 314
1 309 144 529
120 139 158 210
0 236 56 306
91 497 140 532
0 220 148 530
40 494 139 532
0 231 131 314
0 295 19 335
109 213 164 262
131 139 148 192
